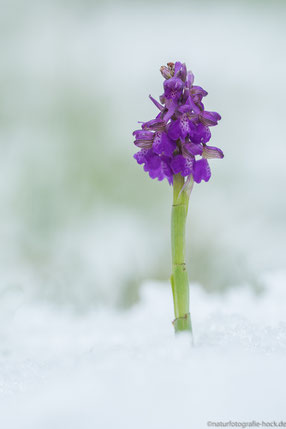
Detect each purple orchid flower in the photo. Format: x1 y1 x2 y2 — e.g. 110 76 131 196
193 158 211 183
133 61 223 185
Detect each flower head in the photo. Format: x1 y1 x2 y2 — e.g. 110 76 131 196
133 61 223 184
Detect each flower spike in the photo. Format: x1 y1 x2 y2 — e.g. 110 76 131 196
133 61 223 185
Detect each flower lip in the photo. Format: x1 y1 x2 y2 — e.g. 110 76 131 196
192 158 211 183
167 114 195 141
153 132 176 156
171 155 194 177
134 148 148 165
163 77 184 101
190 123 211 144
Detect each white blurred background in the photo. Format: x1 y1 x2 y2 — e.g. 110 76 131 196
1 0 286 309
1 2 286 427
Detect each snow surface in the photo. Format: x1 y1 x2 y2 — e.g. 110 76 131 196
1 272 286 429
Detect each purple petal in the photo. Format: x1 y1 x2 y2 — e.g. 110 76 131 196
161 133 176 156
134 149 148 165
184 142 203 156
178 63 187 81
161 157 173 178
191 86 208 98
181 157 194 177
151 133 163 155
148 168 164 181
190 123 211 144
144 149 161 171
142 118 166 131
167 176 173 185
167 115 194 140
167 119 181 140
200 111 221 126
174 62 182 76
187 95 201 114
202 145 224 159
153 132 176 156
186 71 194 88
180 114 194 139
178 103 192 114
171 155 186 175
163 77 184 101
192 159 211 183
149 95 164 112
134 140 153 149
163 100 176 122
142 150 173 182
133 129 154 149
133 130 153 140
171 155 193 177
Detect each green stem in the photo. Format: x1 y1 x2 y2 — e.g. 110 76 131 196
170 174 192 333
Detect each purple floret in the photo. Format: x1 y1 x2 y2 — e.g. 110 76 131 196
132 61 223 185
193 159 211 183
163 77 184 101
171 155 194 177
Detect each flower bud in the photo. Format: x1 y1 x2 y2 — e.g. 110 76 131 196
160 66 173 79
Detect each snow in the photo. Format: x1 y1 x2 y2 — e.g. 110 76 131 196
1 272 286 428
